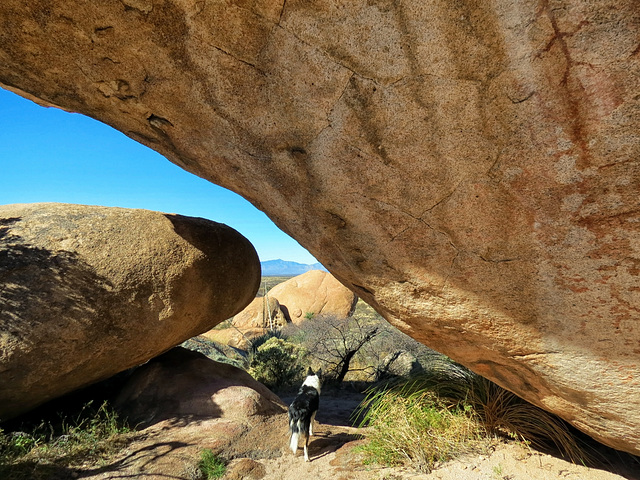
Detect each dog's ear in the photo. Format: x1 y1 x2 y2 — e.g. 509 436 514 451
316 368 322 379
307 367 314 376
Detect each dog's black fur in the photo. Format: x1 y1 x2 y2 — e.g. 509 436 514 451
288 367 322 461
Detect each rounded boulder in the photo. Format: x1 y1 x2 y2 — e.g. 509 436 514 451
0 203 260 420
268 270 358 324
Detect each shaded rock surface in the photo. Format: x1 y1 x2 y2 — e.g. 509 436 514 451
0 203 260 420
114 347 285 427
0 0 639 454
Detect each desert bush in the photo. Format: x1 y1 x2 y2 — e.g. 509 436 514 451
247 337 306 389
247 329 286 354
361 321 444 381
287 307 441 383
292 314 381 383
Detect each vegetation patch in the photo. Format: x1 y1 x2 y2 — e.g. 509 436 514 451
357 388 483 472
247 336 306 389
356 357 597 473
198 449 226 479
0 400 136 480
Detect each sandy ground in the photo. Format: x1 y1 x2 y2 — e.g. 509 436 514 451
231 390 639 480
67 389 638 480
252 430 636 480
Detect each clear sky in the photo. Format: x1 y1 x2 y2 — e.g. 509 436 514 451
0 87 318 264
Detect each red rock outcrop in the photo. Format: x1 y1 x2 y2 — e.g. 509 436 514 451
0 203 260 420
203 296 285 349
205 272 356 348
0 1 638 454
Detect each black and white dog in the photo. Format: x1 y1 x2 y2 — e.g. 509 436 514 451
288 367 322 461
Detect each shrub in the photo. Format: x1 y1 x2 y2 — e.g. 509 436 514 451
293 314 380 383
286 305 441 384
198 449 226 479
247 337 306 389
247 329 285 354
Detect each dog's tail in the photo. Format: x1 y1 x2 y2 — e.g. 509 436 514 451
289 417 302 453
289 430 299 454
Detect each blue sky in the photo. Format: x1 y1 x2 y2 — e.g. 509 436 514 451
0 87 318 264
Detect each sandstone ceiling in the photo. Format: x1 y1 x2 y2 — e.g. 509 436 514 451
1 0 639 454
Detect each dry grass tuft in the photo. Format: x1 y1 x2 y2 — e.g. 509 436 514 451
355 358 597 472
357 387 485 472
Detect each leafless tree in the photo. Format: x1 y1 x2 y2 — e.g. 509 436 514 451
297 314 380 383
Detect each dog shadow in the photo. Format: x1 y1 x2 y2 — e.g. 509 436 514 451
307 430 361 461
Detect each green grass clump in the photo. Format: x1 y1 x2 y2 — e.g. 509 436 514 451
0 400 134 480
464 376 586 462
398 362 589 463
198 449 226 479
357 387 483 472
356 358 594 472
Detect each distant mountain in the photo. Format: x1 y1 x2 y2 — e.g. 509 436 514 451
260 259 328 276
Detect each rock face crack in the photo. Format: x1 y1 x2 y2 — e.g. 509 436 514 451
508 89 536 104
278 0 287 25
211 42 264 74
421 184 461 216
276 19 383 85
536 0 592 164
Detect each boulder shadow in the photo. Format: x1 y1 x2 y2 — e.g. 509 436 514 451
0 216 130 418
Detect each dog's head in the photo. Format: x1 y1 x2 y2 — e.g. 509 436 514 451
303 367 322 393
